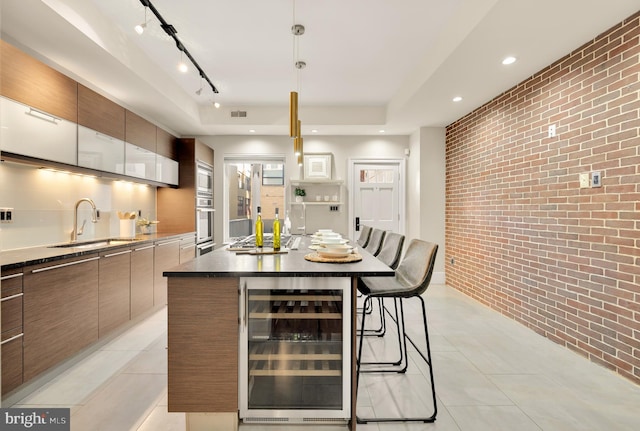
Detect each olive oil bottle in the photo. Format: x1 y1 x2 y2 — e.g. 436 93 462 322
255 206 263 248
273 207 281 251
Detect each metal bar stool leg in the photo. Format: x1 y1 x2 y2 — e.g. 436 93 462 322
356 296 437 424
359 297 406 370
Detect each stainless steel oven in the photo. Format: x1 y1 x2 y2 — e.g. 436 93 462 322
196 207 215 244
196 161 214 197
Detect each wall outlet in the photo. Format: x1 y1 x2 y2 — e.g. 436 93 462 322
0 208 14 223
579 173 590 188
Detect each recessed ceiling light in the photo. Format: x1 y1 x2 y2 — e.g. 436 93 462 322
379 129 385 133
178 61 188 73
213 102 221 109
452 96 462 102
249 129 256 133
502 56 517 65
311 129 318 133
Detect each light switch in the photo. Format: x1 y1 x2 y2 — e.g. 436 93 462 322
579 173 590 188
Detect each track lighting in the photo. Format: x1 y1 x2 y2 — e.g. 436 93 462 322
178 52 188 73
137 0 218 93
134 4 148 34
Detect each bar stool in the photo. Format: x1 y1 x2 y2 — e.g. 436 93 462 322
364 228 386 256
356 225 372 248
356 239 439 424
359 232 405 337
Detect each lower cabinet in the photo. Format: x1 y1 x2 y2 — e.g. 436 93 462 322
179 235 196 264
131 243 155 319
154 238 180 306
168 277 239 412
23 254 100 382
99 247 132 337
3 234 192 394
1 269 24 395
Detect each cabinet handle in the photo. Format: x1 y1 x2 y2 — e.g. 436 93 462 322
104 249 132 258
133 245 155 252
31 256 100 273
157 240 180 247
0 292 23 302
26 107 60 124
0 272 24 281
180 244 195 250
95 131 114 142
1 333 23 345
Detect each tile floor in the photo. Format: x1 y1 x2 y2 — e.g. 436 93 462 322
5 284 640 430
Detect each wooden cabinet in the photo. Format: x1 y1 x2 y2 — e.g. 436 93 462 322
1 269 24 395
157 138 214 234
154 238 180 307
98 248 132 337
23 254 99 382
125 110 156 152
179 235 196 264
156 127 178 160
168 277 239 412
130 243 155 319
0 40 77 122
78 84 125 140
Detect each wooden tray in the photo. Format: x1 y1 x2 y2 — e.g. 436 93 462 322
304 252 362 263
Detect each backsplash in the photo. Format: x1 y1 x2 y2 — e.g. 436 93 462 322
0 162 156 250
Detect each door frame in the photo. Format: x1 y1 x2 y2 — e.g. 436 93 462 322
347 158 406 240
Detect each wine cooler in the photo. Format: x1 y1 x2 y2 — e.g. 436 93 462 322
239 277 351 423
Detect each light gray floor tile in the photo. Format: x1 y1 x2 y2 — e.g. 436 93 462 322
15 349 139 406
70 373 165 431
136 405 187 431
447 405 541 431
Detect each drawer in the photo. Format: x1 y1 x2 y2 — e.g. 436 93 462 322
1 270 24 297
1 293 23 336
1 334 24 394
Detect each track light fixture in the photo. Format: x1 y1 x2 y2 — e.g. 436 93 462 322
137 0 218 94
134 5 148 34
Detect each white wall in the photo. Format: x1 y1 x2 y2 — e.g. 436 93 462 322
196 134 411 245
0 162 156 250
417 127 446 282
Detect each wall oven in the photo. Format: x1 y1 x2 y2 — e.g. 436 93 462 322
196 207 215 250
196 161 214 197
196 160 215 255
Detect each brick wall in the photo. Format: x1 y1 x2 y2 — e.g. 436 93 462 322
445 11 640 383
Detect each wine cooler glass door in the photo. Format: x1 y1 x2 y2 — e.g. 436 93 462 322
239 277 351 423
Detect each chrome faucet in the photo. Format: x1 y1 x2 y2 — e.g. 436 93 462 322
71 198 98 242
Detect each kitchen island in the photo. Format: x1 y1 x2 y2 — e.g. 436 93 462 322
163 235 394 430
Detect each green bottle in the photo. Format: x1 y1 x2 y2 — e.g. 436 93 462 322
273 208 281 251
255 206 263 248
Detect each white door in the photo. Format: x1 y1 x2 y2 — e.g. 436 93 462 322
351 161 401 238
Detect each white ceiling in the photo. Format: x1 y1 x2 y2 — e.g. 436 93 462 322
1 0 638 137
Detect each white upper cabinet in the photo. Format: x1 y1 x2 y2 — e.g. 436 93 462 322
156 154 179 186
77 125 125 174
0 97 77 165
125 142 156 181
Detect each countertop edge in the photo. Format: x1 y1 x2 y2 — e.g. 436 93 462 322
1 232 195 270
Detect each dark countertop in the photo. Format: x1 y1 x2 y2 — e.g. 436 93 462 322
163 236 394 278
0 232 195 271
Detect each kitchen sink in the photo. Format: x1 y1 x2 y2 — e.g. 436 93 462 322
48 238 143 249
